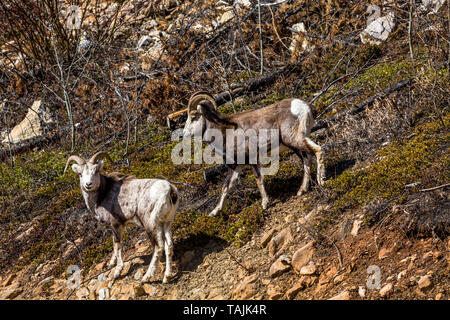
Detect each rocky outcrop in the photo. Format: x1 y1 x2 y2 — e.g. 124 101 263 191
419 0 446 13
137 30 168 61
2 100 53 145
360 7 395 45
289 22 313 61
291 242 315 272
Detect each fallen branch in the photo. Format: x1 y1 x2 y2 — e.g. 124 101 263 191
167 66 290 125
0 113 109 161
0 135 55 161
225 247 252 274
214 66 289 106
312 78 412 132
287 27 357 47
332 241 343 268
419 183 450 192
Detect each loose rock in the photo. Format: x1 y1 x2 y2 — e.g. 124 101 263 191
379 283 393 298
417 275 433 292
269 258 291 278
268 227 293 256
260 229 276 248
0 287 23 300
351 219 363 236
378 247 392 260
328 290 350 300
232 274 258 299
292 242 315 271
299 263 317 276
267 284 283 300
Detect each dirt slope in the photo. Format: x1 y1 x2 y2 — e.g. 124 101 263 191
0 0 448 301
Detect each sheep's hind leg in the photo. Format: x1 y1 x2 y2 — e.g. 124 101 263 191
304 137 325 186
142 228 164 283
297 152 312 196
162 222 174 284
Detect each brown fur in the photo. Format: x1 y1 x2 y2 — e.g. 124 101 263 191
187 94 325 216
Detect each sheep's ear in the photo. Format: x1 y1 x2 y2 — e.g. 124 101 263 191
197 103 207 115
96 160 104 172
72 164 83 175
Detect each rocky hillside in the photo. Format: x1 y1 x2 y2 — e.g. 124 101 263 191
0 0 448 300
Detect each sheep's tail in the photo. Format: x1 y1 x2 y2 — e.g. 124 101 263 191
169 184 179 207
290 98 313 136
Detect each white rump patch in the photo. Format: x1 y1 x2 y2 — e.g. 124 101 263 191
290 99 310 117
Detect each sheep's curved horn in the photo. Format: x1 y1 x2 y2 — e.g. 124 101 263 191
187 91 217 116
64 155 86 174
88 151 113 165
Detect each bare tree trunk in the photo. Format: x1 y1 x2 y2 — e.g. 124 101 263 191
408 0 415 61
50 27 76 151
257 0 264 74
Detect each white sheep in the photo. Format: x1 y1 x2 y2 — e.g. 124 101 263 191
64 152 179 284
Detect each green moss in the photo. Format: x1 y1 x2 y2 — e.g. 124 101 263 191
260 91 289 105
217 98 253 114
347 60 415 90
228 70 259 84
173 209 228 241
19 238 63 270
172 201 263 248
224 204 263 247
80 238 113 275
328 113 449 212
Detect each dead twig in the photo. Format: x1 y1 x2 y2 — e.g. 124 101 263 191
312 78 412 132
268 5 289 51
419 183 450 192
332 241 343 268
225 248 252 274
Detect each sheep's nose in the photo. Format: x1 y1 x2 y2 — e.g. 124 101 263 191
86 182 93 188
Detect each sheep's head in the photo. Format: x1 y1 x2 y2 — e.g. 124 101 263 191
183 91 216 138
64 152 113 192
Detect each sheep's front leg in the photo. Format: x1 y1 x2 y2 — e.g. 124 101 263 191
110 225 124 280
112 243 124 280
107 237 118 269
142 228 164 283
209 166 241 217
251 165 269 209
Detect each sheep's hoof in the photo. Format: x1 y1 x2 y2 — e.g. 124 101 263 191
140 277 148 284
162 272 175 284
141 270 155 284
113 268 123 280
209 209 219 217
297 189 306 197
107 281 114 289
141 273 151 284
261 198 269 210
